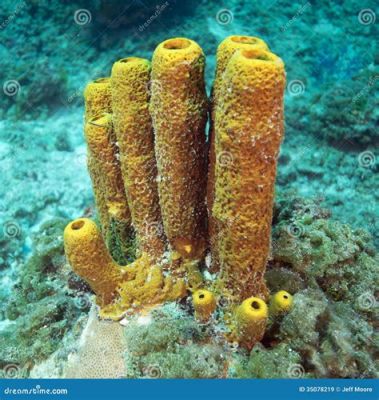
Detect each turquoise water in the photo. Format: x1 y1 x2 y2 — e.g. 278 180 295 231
0 0 377 379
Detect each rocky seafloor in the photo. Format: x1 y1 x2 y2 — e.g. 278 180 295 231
0 0 378 379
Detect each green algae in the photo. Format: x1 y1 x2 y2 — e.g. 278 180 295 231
0 218 90 376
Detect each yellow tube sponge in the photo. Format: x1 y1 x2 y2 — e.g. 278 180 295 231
63 218 124 305
84 114 131 226
193 289 217 322
207 36 269 273
150 38 208 260
269 290 293 316
83 78 113 231
111 57 166 260
64 219 186 321
235 297 268 350
213 48 285 302
84 77 112 121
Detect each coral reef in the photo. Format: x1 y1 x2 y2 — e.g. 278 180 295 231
1 0 378 381
271 196 378 316
64 36 286 347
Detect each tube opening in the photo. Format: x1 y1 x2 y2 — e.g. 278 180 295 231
119 57 141 63
198 293 205 299
163 38 191 50
94 77 110 84
251 300 260 310
71 220 85 230
283 295 288 299
231 36 258 45
88 113 110 127
241 49 273 61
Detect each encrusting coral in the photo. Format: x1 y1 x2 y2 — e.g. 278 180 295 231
64 35 286 346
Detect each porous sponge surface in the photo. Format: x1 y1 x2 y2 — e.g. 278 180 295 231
85 114 130 224
213 49 285 301
63 218 123 305
111 58 166 259
83 78 113 231
83 78 112 121
208 36 269 272
150 38 208 259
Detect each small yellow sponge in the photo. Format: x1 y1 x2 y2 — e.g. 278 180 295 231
193 289 217 322
269 290 293 316
235 297 268 350
64 219 187 320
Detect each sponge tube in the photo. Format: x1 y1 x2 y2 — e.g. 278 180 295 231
150 38 208 260
111 57 166 260
85 114 131 226
213 48 285 302
208 36 269 273
63 218 123 305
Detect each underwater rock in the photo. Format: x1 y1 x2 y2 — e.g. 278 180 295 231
272 196 378 315
308 66 378 146
232 343 306 379
124 304 227 379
